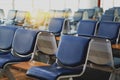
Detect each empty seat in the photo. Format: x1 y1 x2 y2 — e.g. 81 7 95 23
0 28 39 80
14 11 28 26
100 15 115 22
0 26 17 55
4 10 17 25
77 20 98 36
27 35 90 80
96 21 120 44
69 11 84 30
48 18 65 36
87 9 95 19
104 9 115 16
72 11 83 22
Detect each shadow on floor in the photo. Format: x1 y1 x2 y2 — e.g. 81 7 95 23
74 67 110 80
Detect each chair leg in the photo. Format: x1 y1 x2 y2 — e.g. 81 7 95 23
4 67 15 80
0 70 4 78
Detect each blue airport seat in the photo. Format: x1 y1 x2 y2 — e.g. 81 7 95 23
0 28 39 80
4 10 17 25
0 26 17 55
77 20 98 36
27 35 90 80
69 11 83 24
87 9 95 19
48 18 65 36
104 9 115 16
14 11 28 26
96 21 120 44
100 15 115 22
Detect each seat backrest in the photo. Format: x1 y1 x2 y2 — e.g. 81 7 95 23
15 11 27 23
6 10 17 20
36 32 57 55
56 35 90 67
96 21 120 44
117 8 120 16
87 9 95 19
77 20 98 36
104 9 115 16
48 18 65 36
0 9 4 19
0 26 17 51
12 28 39 57
88 38 114 67
100 15 115 22
73 11 83 21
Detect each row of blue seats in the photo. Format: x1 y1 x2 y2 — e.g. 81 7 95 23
0 26 39 80
74 20 120 44
102 7 120 22
0 17 65 80
0 19 119 80
26 20 120 80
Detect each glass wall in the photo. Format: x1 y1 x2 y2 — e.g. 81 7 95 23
0 0 99 14
101 0 120 11
0 0 13 16
14 0 32 11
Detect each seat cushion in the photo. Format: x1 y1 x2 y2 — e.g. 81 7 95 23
0 53 31 68
27 64 83 80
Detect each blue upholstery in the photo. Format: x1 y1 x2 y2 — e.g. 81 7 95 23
0 28 39 69
27 63 83 80
77 20 97 36
87 9 95 19
104 9 114 16
48 18 65 36
97 21 120 44
27 35 90 80
100 15 115 22
73 11 83 22
0 53 30 68
56 35 90 67
0 26 17 54
12 28 38 56
117 9 120 16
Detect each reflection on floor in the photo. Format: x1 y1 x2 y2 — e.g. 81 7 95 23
0 68 35 80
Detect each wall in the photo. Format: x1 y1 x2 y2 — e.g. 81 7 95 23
79 0 98 9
